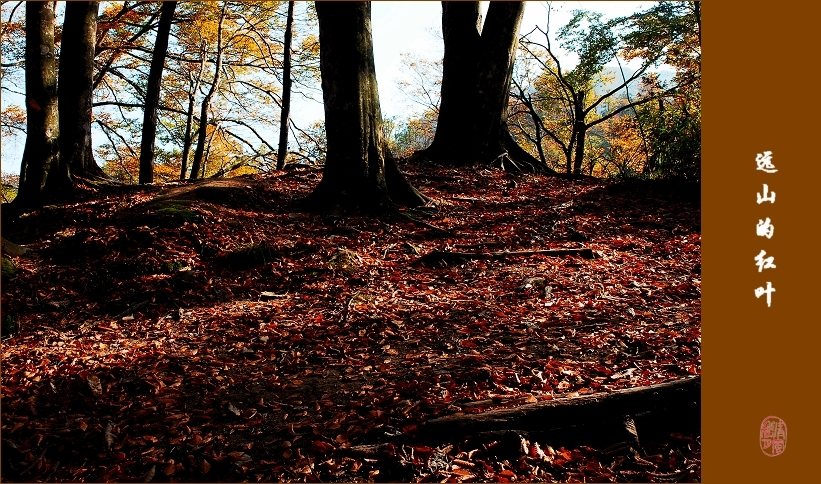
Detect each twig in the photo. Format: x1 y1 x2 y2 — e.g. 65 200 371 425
340 291 361 324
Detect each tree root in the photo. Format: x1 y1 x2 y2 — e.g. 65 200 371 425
417 247 596 267
341 377 699 459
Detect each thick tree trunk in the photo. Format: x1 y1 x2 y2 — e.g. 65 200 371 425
420 1 550 173
16 1 59 208
190 4 226 181
474 1 524 155
424 1 481 160
276 0 295 170
309 2 426 212
138 1 177 185
56 1 104 184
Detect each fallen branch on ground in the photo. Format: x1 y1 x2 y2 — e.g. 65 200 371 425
412 376 700 444
417 247 596 266
342 376 700 456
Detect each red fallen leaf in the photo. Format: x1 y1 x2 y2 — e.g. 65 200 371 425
104 422 115 450
413 445 434 457
451 467 475 479
311 440 334 454
227 451 252 462
142 465 156 483
87 375 102 397
199 459 211 474
163 461 176 476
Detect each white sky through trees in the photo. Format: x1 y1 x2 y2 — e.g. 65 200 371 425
0 1 656 176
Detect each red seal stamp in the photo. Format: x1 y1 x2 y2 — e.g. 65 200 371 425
760 416 787 456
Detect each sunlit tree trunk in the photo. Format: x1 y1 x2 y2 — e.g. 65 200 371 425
572 90 587 175
15 1 59 208
276 0 295 170
190 3 226 181
309 1 426 212
180 45 206 180
139 1 177 184
56 0 104 185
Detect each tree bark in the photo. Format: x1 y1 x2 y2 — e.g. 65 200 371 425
276 0 295 170
138 1 177 185
474 1 524 155
309 1 426 212
189 3 227 181
420 1 550 173
56 1 104 185
572 90 587 175
412 376 700 445
179 45 206 180
15 1 59 208
424 1 481 160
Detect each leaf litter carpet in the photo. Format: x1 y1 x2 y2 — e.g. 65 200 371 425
1 165 700 482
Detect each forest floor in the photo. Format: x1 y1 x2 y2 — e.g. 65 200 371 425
1 164 701 482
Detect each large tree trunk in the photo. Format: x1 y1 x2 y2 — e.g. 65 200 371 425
420 1 550 173
56 1 104 184
424 2 481 160
474 2 524 155
138 1 177 185
276 0 295 170
189 3 226 181
309 1 426 212
15 1 59 208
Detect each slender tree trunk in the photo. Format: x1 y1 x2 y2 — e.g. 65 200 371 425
276 0 295 170
16 1 59 208
57 1 104 183
533 119 547 167
573 125 587 175
693 1 701 48
309 1 426 212
180 96 196 180
138 1 176 185
189 3 226 181
571 91 587 175
180 46 206 180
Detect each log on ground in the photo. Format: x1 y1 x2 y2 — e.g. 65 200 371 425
410 376 700 446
